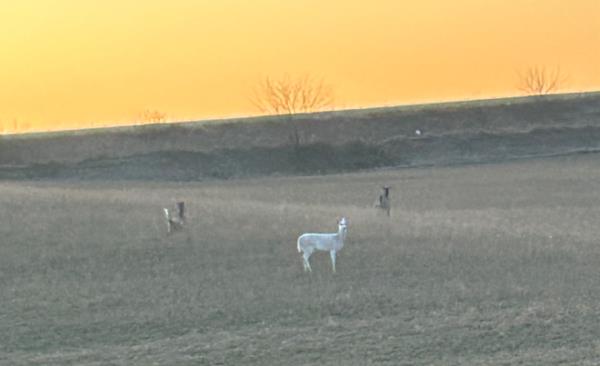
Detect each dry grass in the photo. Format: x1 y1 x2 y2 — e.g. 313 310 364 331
2 153 600 365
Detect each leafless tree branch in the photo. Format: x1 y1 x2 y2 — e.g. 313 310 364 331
137 109 168 124
517 66 568 95
250 74 334 116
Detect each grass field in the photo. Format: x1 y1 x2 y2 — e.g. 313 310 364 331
3 153 600 365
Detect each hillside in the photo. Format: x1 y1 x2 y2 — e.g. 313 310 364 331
1 92 599 180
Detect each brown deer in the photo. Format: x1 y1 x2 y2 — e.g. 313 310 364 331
375 186 391 217
163 201 186 234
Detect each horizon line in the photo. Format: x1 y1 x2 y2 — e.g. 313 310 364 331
4 89 599 137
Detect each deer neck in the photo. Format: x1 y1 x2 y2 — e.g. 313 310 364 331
337 226 347 242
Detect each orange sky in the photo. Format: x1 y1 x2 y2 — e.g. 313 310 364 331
0 0 599 133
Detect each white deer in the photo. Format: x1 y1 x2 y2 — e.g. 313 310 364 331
297 217 348 273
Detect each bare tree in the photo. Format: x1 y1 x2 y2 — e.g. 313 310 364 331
137 109 168 124
517 66 567 95
250 74 334 146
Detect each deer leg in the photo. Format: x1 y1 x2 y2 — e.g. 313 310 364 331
302 252 312 272
330 250 337 273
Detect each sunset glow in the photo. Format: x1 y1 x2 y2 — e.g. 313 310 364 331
1 0 599 133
